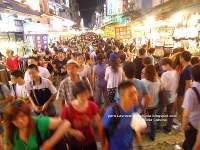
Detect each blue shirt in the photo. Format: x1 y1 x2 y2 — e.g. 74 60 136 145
94 63 107 88
102 104 134 150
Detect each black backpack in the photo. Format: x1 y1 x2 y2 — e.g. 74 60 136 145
104 103 121 141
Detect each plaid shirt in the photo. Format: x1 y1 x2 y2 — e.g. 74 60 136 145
56 76 92 104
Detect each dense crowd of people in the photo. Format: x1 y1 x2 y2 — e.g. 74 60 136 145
0 32 200 150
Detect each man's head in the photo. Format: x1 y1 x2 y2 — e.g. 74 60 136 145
160 58 173 71
57 50 65 61
180 51 191 65
6 49 14 57
27 64 40 80
11 70 24 84
123 62 136 79
28 57 39 66
118 81 138 108
143 56 153 66
191 56 200 66
66 60 79 77
148 48 155 55
76 52 85 65
191 64 200 82
72 81 90 101
139 48 146 56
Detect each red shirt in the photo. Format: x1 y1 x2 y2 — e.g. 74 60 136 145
6 56 19 72
61 101 99 145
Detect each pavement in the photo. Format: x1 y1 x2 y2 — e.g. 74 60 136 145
142 130 184 150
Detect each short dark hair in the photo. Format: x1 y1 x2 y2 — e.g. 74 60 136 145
27 64 39 71
181 51 191 62
139 48 146 56
191 57 200 66
11 70 24 78
28 56 39 62
148 48 155 54
160 58 173 67
118 80 135 93
143 56 153 65
192 63 200 82
119 52 126 63
123 62 136 79
97 53 105 64
72 81 90 98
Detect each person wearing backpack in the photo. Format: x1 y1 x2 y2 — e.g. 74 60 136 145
182 63 200 150
102 81 142 150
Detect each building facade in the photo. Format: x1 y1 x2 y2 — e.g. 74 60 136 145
0 0 80 55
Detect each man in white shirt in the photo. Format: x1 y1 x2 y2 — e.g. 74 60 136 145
24 57 51 81
26 64 57 116
159 58 179 133
10 70 29 101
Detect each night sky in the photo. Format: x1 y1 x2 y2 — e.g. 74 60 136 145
77 0 98 27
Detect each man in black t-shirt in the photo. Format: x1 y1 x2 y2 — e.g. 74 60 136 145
52 50 68 76
133 48 146 79
177 51 192 119
177 51 192 98
52 50 68 87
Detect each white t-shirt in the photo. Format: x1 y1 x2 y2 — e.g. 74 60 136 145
24 66 51 81
26 77 57 95
141 79 161 108
11 83 29 100
79 64 92 78
105 66 123 89
26 77 57 106
161 70 179 103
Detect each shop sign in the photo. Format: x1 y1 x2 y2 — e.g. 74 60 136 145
107 0 123 16
173 27 198 39
24 22 49 34
158 27 174 36
103 26 115 37
0 20 23 32
115 26 131 39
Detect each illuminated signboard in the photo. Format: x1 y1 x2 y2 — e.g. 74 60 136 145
107 0 123 16
14 0 40 11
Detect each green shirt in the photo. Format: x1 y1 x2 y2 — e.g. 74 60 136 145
11 116 49 150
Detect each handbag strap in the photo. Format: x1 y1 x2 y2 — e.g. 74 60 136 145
30 81 40 106
192 87 200 104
